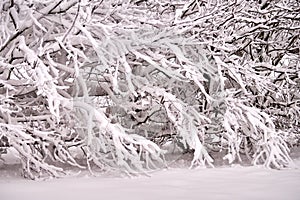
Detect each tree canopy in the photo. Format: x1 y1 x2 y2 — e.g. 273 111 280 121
0 0 299 179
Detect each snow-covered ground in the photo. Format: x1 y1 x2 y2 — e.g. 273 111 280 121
1 148 300 200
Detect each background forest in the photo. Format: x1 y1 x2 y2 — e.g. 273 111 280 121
0 0 299 179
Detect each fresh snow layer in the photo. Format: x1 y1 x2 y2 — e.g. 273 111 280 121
1 149 300 200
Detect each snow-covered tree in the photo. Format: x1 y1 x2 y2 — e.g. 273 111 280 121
0 0 298 179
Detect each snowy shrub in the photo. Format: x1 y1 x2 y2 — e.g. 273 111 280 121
0 0 299 179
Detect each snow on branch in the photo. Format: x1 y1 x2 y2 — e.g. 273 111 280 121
73 100 163 174
223 98 293 168
0 0 298 179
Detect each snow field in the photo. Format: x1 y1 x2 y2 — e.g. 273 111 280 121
1 156 299 200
